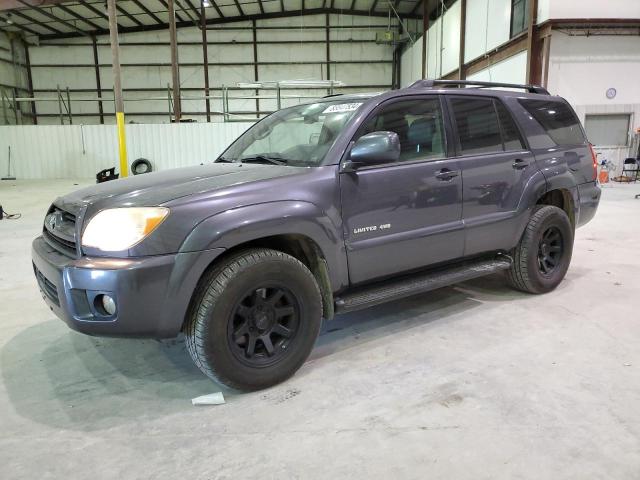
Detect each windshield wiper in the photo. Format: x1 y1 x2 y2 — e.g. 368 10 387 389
216 156 235 163
240 155 288 166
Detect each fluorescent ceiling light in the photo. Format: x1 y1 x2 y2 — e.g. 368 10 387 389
236 79 346 89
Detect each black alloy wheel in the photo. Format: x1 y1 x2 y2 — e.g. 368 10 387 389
184 248 322 391
506 205 574 294
537 226 564 275
228 286 300 367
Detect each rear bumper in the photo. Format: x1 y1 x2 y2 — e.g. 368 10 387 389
32 236 224 338
576 181 601 227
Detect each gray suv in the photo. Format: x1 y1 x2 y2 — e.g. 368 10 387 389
32 80 601 391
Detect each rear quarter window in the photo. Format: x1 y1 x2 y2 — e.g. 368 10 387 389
519 99 586 146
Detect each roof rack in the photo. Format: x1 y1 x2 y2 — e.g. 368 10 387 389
408 79 550 95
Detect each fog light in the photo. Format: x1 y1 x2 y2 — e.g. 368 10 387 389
101 294 116 315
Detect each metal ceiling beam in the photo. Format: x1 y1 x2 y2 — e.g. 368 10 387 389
233 0 244 16
9 8 63 34
157 0 185 23
131 0 164 25
78 0 122 29
175 0 198 26
0 13 41 35
209 0 225 19
17 0 90 36
371 0 379 12
183 0 201 22
56 4 102 31
37 6 422 40
0 0 68 11
257 0 265 15
280 0 285 12
115 3 144 27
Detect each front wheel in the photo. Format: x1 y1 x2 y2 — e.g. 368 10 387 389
506 205 574 294
185 248 323 391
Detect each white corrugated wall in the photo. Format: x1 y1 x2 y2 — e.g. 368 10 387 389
0 123 254 179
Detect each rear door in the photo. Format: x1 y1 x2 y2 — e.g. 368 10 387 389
340 96 464 285
517 98 593 184
446 95 537 255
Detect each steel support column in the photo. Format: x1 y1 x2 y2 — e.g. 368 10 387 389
201 3 210 122
325 13 331 87
458 0 466 79
107 0 128 177
541 32 551 88
525 0 540 84
91 36 104 124
421 0 427 78
252 19 259 118
24 41 36 124
168 0 182 121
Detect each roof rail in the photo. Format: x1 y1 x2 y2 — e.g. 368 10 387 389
408 79 550 95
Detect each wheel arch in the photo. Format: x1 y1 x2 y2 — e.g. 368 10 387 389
181 227 340 333
180 200 347 287
536 188 577 228
177 200 347 331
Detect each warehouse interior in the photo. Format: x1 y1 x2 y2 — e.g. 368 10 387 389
1 0 640 478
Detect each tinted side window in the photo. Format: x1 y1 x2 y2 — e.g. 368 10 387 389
450 98 503 155
496 101 525 151
361 98 446 162
519 99 586 146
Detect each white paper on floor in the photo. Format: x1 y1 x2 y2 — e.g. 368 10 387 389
192 392 225 406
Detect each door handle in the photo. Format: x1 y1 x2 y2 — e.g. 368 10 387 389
435 168 459 181
512 159 529 170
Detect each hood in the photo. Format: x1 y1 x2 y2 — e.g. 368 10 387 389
56 163 301 214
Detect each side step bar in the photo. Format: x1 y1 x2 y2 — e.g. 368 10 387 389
334 256 512 314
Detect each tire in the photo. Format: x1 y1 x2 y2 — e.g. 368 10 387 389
506 205 574 294
131 158 152 175
185 248 323 391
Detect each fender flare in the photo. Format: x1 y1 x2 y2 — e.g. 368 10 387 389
179 200 348 291
539 170 580 220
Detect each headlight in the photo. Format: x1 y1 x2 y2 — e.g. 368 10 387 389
82 207 169 251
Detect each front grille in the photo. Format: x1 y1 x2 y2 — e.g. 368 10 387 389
43 230 77 257
43 205 78 258
33 264 60 306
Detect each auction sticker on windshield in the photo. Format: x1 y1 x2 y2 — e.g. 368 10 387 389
322 103 362 114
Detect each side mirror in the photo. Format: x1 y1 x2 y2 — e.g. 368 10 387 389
345 131 401 170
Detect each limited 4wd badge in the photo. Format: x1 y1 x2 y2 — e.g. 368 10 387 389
353 223 391 234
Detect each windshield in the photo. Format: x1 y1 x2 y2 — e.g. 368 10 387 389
218 99 365 167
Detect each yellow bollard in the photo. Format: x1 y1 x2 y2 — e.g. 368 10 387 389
116 111 128 178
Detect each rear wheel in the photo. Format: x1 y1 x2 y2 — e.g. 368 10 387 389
185 248 322 391
506 205 574 294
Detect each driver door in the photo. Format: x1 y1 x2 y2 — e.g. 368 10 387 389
339 97 464 285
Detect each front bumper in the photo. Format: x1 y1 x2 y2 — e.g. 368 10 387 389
32 236 224 338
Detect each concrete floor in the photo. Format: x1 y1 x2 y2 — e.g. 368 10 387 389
1 179 639 479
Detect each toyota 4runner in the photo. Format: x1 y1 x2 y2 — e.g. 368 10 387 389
32 80 601 391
